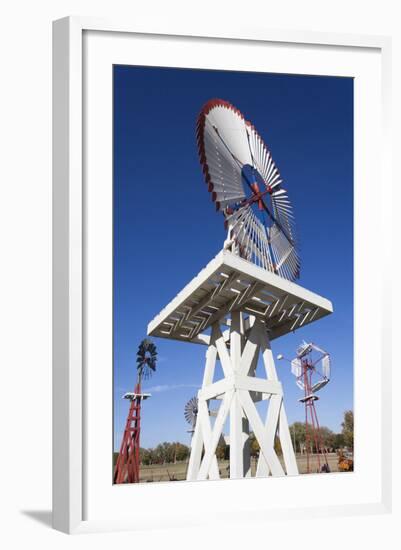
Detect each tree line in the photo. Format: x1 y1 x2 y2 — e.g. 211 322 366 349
281 410 353 454
139 442 191 465
132 410 353 465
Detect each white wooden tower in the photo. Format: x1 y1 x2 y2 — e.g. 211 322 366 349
147 251 333 480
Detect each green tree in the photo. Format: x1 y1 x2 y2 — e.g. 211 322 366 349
289 422 338 452
274 436 282 455
341 410 354 450
173 442 190 462
153 442 169 463
140 448 153 466
249 432 260 457
216 440 227 460
163 441 176 463
289 422 306 453
142 441 190 464
318 426 335 449
333 433 345 450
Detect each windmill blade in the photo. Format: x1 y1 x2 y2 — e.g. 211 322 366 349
311 378 329 393
269 223 300 281
291 358 302 378
322 355 331 379
297 341 312 358
292 342 331 395
310 343 328 355
197 100 249 211
225 204 274 271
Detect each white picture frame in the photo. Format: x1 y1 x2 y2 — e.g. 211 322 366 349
52 16 392 534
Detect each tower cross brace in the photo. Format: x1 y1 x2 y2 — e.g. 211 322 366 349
187 313 298 480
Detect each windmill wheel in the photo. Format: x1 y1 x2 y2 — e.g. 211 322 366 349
136 339 157 381
184 396 198 428
197 98 300 281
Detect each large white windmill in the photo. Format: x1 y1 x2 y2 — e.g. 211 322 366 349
148 99 333 481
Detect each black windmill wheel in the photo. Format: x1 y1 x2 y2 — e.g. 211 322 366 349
136 339 157 384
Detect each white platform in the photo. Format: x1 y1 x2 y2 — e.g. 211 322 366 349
123 392 151 401
147 251 333 344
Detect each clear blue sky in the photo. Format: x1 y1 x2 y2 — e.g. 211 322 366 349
113 65 353 450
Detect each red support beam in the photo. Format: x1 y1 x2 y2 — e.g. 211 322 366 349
301 360 329 473
114 383 142 484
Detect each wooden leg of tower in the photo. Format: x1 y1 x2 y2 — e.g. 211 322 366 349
278 402 299 475
187 328 220 481
187 412 221 481
239 389 284 477
243 416 251 478
258 323 278 381
229 393 244 478
186 409 204 481
258 321 299 476
256 452 271 477
255 395 271 478
229 311 245 479
244 320 258 477
202 325 218 386
198 390 232 480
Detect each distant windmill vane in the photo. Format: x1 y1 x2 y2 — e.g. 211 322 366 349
197 99 300 280
114 339 157 484
184 396 199 432
184 396 218 433
280 341 331 474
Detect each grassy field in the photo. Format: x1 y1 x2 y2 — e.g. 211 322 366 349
136 453 342 483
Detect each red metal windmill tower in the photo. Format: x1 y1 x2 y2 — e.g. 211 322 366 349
292 342 331 473
114 339 157 484
279 341 331 474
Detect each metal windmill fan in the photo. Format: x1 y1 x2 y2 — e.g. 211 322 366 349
291 341 331 395
184 396 199 431
136 338 157 383
197 99 300 281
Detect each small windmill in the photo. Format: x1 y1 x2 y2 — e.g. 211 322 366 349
184 396 219 434
184 394 226 477
114 339 157 484
279 342 331 473
184 396 199 434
